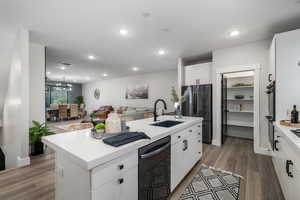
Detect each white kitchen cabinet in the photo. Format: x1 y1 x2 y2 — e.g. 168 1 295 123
268 37 276 82
271 29 300 120
187 130 202 167
171 140 185 191
171 124 202 191
272 127 300 200
185 62 212 85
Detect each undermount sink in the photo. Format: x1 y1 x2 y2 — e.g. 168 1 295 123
150 120 184 128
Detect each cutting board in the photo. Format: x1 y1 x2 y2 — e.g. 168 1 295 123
280 120 300 128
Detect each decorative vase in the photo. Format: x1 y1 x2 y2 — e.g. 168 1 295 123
96 129 105 134
174 102 182 119
91 128 105 139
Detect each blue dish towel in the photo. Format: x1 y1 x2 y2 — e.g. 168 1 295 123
102 132 150 147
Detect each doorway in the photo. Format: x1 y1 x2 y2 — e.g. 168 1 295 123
221 71 254 144
215 64 263 154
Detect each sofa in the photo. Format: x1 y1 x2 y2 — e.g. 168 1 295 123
93 105 114 119
115 106 153 121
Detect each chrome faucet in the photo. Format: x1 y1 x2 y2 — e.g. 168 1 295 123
153 99 167 122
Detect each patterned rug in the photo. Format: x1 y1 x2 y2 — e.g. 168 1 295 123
179 165 242 200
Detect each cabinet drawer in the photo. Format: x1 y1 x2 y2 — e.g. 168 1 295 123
280 137 300 168
192 123 202 133
171 123 202 145
92 166 138 200
91 151 138 189
171 129 187 144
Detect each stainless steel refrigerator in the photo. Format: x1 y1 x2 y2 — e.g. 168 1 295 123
181 84 213 144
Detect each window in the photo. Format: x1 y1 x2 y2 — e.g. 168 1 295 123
50 87 68 104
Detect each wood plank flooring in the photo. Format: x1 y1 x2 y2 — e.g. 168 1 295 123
170 137 285 200
0 137 284 200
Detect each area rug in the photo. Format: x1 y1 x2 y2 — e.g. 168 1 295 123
179 164 242 200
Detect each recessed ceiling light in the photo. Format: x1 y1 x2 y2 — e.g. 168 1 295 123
158 49 166 56
60 66 67 70
120 29 128 36
132 67 139 71
230 30 240 37
88 55 96 60
46 71 51 75
103 73 108 77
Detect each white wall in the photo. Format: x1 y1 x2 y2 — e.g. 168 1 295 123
212 39 271 149
0 31 46 169
1 29 30 168
83 70 178 113
0 31 16 121
29 43 45 124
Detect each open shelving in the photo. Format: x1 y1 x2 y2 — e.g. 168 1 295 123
227 86 253 89
227 110 253 113
227 98 253 101
225 73 254 140
226 120 253 127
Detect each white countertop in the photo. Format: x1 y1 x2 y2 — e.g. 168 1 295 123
42 115 202 170
274 121 300 155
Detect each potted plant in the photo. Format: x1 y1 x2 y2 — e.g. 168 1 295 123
95 123 105 134
75 96 85 110
29 120 54 156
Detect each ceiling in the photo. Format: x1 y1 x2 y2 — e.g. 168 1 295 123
1 0 300 83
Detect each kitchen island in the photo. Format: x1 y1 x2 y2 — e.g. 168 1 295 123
42 115 203 200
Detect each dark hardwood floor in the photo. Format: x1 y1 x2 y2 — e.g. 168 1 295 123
0 137 284 200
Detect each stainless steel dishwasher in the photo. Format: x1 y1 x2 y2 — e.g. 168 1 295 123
138 136 171 200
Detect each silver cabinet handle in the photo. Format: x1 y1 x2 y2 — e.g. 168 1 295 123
140 142 171 159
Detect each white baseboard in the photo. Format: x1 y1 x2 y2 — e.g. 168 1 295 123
212 139 221 146
254 147 271 156
17 156 30 167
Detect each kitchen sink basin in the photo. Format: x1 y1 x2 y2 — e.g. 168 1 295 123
150 120 184 128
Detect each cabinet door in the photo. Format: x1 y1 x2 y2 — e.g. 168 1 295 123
269 37 276 81
92 179 120 200
171 141 185 191
119 167 138 200
186 134 201 169
185 63 212 85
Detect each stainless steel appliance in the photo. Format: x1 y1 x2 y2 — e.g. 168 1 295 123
181 84 213 144
138 136 171 200
0 147 5 171
266 81 276 150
